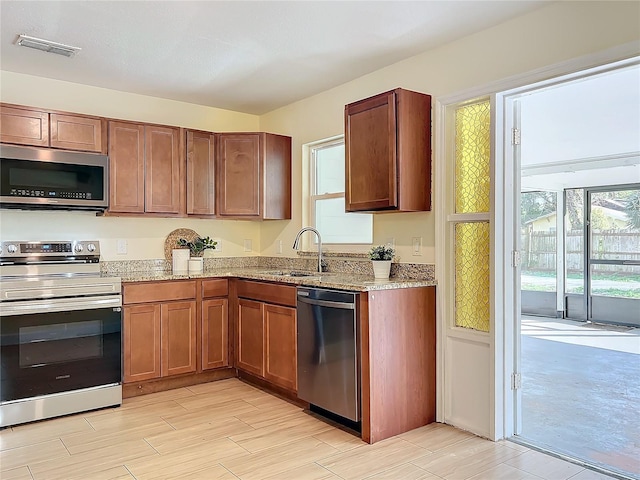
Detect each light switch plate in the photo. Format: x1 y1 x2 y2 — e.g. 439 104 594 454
243 239 252 252
116 239 127 255
412 237 422 256
277 240 283 254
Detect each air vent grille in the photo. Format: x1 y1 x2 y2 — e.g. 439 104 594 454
16 34 81 57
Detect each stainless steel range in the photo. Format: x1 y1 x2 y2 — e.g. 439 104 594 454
0 240 122 427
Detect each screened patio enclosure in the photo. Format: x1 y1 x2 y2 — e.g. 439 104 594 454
521 186 640 327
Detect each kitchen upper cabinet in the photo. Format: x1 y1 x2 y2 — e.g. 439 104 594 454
109 122 145 213
0 104 106 153
186 130 216 216
345 88 431 212
216 132 291 219
108 121 182 215
50 113 105 152
0 106 48 147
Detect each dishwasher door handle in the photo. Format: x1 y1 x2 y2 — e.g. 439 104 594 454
297 296 355 310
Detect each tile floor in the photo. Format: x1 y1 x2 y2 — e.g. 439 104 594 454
0 378 619 480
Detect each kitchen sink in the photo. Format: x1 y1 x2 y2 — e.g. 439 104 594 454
264 270 320 277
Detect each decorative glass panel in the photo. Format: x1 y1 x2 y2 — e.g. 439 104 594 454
455 101 491 214
455 222 490 332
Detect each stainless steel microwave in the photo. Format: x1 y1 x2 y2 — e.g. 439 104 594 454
0 145 109 211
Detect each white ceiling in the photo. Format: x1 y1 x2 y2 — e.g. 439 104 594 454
0 1 549 115
520 64 640 191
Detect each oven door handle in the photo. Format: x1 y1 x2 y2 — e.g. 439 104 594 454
0 295 122 316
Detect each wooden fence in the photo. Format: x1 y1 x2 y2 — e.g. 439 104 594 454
521 230 640 275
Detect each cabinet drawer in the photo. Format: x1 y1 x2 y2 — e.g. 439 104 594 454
202 279 229 298
237 280 296 307
124 281 196 304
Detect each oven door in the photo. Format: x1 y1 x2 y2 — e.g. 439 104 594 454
0 295 122 402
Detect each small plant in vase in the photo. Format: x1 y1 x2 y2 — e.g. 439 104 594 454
368 244 395 279
177 236 217 273
177 236 217 257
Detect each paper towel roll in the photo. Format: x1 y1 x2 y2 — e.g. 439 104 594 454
172 249 190 273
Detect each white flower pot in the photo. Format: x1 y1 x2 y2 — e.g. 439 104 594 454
188 257 204 274
372 260 391 279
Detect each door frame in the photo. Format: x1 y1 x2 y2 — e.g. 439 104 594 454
435 43 639 440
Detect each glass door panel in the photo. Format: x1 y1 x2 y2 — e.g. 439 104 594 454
588 187 640 326
520 191 558 316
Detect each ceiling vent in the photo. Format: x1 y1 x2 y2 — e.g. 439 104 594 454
16 34 81 57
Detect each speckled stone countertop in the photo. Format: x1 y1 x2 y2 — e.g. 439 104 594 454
113 267 436 292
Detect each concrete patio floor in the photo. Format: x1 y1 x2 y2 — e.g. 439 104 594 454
519 316 640 479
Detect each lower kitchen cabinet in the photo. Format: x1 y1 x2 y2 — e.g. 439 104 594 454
123 281 197 383
123 304 161 383
235 280 297 392
360 285 436 444
161 301 197 377
264 303 297 391
237 298 264 376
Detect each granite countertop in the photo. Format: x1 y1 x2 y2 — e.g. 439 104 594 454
112 267 436 292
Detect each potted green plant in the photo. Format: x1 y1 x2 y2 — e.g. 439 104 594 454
177 236 217 273
177 236 217 256
368 244 395 279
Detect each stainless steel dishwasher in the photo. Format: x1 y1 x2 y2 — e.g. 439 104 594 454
296 286 360 422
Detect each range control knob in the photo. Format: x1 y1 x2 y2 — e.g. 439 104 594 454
87 243 96 252
7 244 18 254
74 243 84 253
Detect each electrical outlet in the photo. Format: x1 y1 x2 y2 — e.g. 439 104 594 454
243 239 252 252
385 237 395 248
277 240 283 254
116 239 127 255
412 237 422 256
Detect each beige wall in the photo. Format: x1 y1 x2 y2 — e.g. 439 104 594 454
1 1 639 263
259 0 640 264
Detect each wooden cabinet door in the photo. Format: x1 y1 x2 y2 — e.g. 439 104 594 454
0 106 49 146
201 298 229 370
217 133 261 217
145 126 181 214
108 121 145 213
237 298 264 376
187 130 215 215
345 91 398 211
123 304 161 383
264 304 297 391
161 301 197 377
50 114 104 152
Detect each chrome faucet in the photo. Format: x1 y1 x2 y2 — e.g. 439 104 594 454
292 227 323 273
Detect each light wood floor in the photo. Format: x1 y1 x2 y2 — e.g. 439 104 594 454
0 378 614 480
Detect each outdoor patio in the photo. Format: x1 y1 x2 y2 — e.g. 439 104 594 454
519 315 640 479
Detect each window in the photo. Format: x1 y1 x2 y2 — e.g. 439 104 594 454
310 138 373 244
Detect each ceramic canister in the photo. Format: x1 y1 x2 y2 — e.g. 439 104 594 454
172 249 190 273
